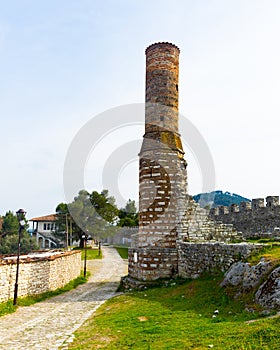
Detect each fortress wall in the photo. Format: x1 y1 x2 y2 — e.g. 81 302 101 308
209 196 280 236
178 242 263 279
0 251 81 302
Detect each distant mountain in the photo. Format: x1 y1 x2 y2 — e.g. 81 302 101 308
192 190 251 208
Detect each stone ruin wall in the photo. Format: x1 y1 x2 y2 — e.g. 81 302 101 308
209 196 280 238
0 250 81 302
181 196 241 242
178 242 263 279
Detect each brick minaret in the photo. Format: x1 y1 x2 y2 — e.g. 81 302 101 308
128 42 188 281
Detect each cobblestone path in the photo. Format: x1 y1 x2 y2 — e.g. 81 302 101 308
0 246 128 350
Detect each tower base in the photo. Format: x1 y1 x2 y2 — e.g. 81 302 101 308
128 247 178 281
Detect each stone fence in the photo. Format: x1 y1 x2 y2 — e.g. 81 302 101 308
178 242 264 279
0 250 81 302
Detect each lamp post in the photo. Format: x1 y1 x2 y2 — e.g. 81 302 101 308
14 209 26 305
81 232 92 278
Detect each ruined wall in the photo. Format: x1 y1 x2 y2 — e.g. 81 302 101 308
0 251 81 302
178 242 263 279
209 196 280 237
181 196 241 242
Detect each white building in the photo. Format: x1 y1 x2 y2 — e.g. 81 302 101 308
29 214 61 249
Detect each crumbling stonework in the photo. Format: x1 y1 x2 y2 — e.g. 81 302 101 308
0 250 81 302
125 42 262 285
129 42 188 281
182 196 240 242
178 242 263 279
209 196 280 238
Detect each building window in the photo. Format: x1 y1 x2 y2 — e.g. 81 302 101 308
160 116 164 121
43 223 47 230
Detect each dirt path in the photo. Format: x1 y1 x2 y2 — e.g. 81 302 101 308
0 246 128 350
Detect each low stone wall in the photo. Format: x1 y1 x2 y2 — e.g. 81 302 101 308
178 242 263 279
0 250 81 302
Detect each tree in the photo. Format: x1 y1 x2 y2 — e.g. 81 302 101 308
0 211 38 254
118 199 139 227
1 211 18 237
55 202 73 244
65 189 119 247
89 190 119 224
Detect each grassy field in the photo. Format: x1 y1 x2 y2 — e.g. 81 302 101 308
247 242 280 265
68 273 279 349
81 247 102 260
68 243 280 350
114 246 128 259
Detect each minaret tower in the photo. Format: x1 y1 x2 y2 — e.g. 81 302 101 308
128 42 188 281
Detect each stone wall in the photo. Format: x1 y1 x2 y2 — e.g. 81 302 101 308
209 196 280 237
128 247 178 281
178 242 263 279
181 197 241 242
0 251 81 302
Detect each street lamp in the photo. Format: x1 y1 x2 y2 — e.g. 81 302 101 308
14 209 26 305
81 232 92 278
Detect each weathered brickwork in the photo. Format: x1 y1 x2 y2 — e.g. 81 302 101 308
178 242 264 279
145 42 180 133
0 251 81 302
209 196 280 237
129 42 188 281
128 248 178 281
126 42 261 285
138 42 188 249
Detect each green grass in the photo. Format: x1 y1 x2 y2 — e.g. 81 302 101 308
0 300 17 317
247 242 280 266
0 273 89 317
81 248 102 260
114 246 128 259
68 273 280 349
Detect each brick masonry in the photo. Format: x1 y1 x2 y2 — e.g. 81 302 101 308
0 251 81 302
125 42 264 285
128 42 188 281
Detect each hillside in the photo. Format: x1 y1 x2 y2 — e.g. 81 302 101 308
193 190 251 208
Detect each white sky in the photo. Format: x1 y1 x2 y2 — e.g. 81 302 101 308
0 0 280 219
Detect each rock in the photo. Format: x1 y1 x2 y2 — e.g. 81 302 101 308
255 266 280 309
221 259 273 291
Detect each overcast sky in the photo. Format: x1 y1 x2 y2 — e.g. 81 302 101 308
1 0 280 219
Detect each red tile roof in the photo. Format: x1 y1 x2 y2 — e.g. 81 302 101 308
30 214 57 222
